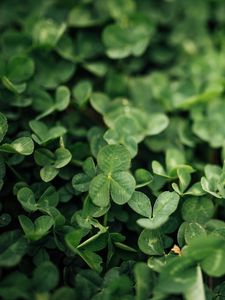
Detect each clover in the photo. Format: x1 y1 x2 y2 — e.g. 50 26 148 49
201 163 225 198
152 147 202 195
2 54 35 94
91 94 169 157
0 112 34 191
89 144 136 207
34 146 72 182
102 14 154 59
29 120 67 145
128 191 180 230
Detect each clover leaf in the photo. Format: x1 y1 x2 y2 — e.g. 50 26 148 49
135 168 153 188
137 191 180 230
152 147 187 178
0 137 34 156
0 230 28 267
29 120 67 145
32 20 66 49
138 229 165 256
72 157 97 192
128 191 152 218
17 186 59 213
68 4 106 28
89 144 135 207
36 85 70 120
2 1 225 298
192 100 225 148
73 80 92 107
17 187 37 212
103 115 141 157
0 112 8 143
182 196 215 224
33 261 59 292
6 55 35 83
102 14 154 59
19 215 54 241
34 147 72 182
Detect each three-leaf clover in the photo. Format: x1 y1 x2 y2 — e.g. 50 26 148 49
36 85 70 120
128 191 180 229
34 147 72 182
102 14 154 59
29 120 67 145
201 163 225 198
89 144 136 207
19 215 54 241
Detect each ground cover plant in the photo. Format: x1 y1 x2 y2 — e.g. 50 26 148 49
1 0 225 299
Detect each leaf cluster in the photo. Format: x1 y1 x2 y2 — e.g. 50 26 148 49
1 0 225 299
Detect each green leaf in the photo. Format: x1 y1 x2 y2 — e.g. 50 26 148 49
38 186 59 208
2 76 27 94
89 174 110 207
110 171 135 205
183 266 206 300
102 15 154 59
128 191 152 217
152 161 168 178
83 61 107 77
177 166 192 193
182 196 215 224
83 157 96 178
73 80 92 106
0 137 34 155
51 288 76 300
72 173 91 192
137 191 180 229
146 113 169 136
104 119 139 156
54 148 72 168
32 20 66 48
55 85 70 111
184 222 207 244
33 261 59 292
0 112 8 143
77 250 103 273
185 182 205 196
153 191 180 219
40 165 59 182
138 229 164 255
7 55 35 83
97 144 131 174
134 262 154 300
104 128 138 158
107 0 136 19
19 215 54 241
90 92 110 114
17 187 37 212
0 231 27 267
201 248 225 277
155 256 197 294
34 148 54 166
18 215 34 236
166 148 185 174
183 236 225 262
65 229 85 251
68 5 106 27
135 168 153 188
29 120 67 145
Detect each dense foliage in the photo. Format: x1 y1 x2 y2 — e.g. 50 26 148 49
1 0 225 299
